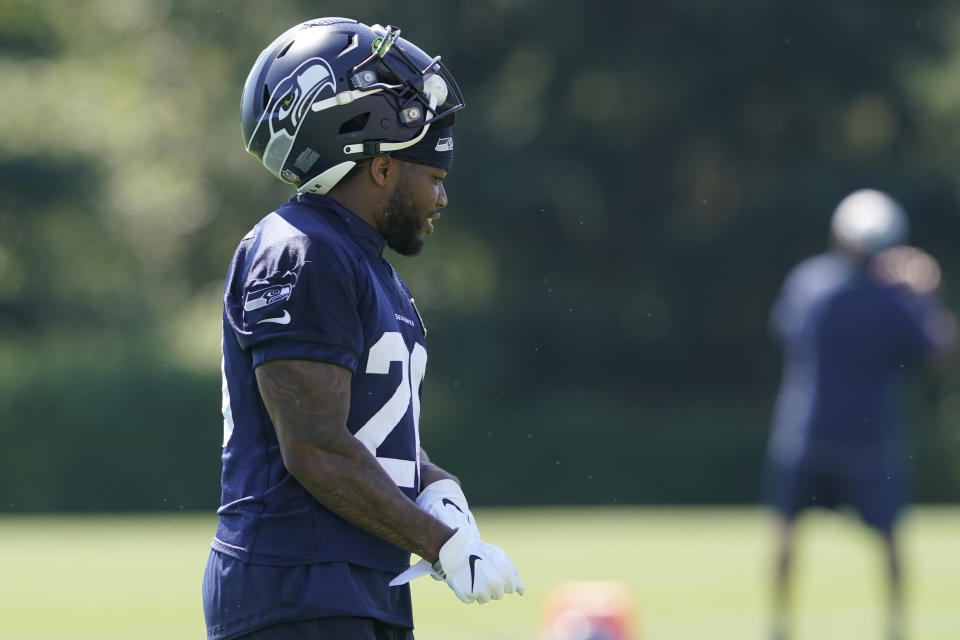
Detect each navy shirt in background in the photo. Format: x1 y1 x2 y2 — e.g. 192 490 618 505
768 252 934 469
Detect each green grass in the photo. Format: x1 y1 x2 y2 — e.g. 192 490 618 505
0 507 957 639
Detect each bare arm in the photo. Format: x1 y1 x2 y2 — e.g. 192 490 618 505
255 358 453 563
872 246 957 378
420 448 460 490
924 307 957 379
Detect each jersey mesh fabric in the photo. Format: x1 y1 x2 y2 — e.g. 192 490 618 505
205 194 428 635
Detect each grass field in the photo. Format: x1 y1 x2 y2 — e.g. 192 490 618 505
0 507 957 639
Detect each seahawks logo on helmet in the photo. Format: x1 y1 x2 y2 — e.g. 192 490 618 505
247 57 337 179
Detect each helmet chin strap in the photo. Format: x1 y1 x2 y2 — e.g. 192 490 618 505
310 87 384 114
300 87 442 193
297 160 357 195
342 92 439 156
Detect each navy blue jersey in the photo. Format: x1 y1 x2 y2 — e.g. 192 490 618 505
768 252 933 467
210 194 427 622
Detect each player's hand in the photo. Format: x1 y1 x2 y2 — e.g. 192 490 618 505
434 527 525 604
476 541 525 597
871 246 941 296
416 479 481 544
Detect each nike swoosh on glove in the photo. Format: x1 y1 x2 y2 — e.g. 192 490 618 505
415 479 481 543
433 527 525 604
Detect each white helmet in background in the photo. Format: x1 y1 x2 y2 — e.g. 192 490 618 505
830 188 909 256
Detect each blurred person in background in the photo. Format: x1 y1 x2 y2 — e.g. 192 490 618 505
202 18 522 640
764 189 956 640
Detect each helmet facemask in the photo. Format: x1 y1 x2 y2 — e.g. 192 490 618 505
322 25 464 160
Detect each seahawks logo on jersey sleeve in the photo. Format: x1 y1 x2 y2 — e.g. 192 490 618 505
242 270 299 328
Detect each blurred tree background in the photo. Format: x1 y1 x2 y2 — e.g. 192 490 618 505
2 0 960 511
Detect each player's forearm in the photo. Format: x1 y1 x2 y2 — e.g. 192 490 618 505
255 359 453 562
419 448 459 489
288 439 453 563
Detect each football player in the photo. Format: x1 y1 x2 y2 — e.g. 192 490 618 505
764 189 955 640
202 18 523 640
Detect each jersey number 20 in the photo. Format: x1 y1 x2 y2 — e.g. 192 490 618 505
354 331 427 488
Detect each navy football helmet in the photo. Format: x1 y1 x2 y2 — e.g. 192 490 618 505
241 17 465 194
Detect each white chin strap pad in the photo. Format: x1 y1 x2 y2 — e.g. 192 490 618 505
297 161 357 195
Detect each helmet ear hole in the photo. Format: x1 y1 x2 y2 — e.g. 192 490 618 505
261 84 270 110
339 112 371 134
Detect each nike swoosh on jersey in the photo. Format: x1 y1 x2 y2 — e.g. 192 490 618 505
257 310 291 325
468 554 481 593
441 498 464 513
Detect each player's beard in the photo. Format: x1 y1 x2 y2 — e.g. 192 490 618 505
382 173 425 257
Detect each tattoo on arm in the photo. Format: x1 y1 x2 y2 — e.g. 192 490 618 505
255 359 351 444
255 359 453 562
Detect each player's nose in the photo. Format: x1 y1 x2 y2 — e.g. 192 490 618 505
436 181 448 209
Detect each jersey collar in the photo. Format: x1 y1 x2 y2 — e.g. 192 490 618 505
295 193 387 258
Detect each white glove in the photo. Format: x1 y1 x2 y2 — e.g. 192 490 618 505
475 541 524 598
433 526 525 604
415 479 481 543
390 480 524 602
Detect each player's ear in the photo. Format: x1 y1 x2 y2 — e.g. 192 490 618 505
369 156 398 189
